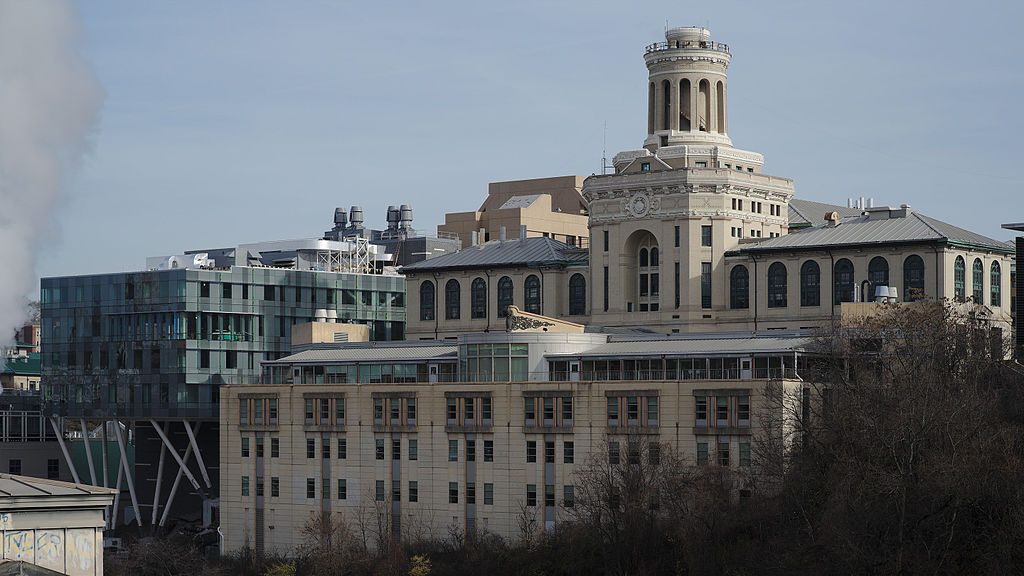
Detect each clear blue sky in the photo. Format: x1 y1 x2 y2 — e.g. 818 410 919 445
41 0 1024 278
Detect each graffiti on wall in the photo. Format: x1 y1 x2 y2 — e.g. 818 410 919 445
35 530 64 572
4 529 34 562
66 528 96 576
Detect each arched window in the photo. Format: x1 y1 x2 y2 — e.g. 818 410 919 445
834 259 855 303
730 265 749 309
991 261 1002 307
662 79 671 131
639 248 649 268
497 276 513 317
569 273 586 316
868 257 889 299
972 258 984 303
903 255 925 302
636 237 660 311
648 82 656 134
650 248 659 267
716 80 725 133
800 261 820 307
445 279 460 320
471 278 487 319
698 79 710 131
954 256 966 302
524 275 541 314
679 79 691 130
767 262 787 308
419 281 435 321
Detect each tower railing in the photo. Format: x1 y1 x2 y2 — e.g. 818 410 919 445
645 40 730 54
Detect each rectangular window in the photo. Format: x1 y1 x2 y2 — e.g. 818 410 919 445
718 440 731 466
561 396 572 422
322 479 330 500
269 398 279 423
255 478 264 498
696 396 708 426
640 161 651 173
564 485 575 508
467 439 476 462
482 397 492 421
701 262 712 309
526 440 537 463
739 441 751 467
545 441 555 463
701 225 712 247
200 349 210 369
376 438 385 460
627 396 639 423
738 396 750 426
484 482 494 505
603 266 609 312
674 262 680 309
406 398 416 422
647 396 659 426
545 484 555 507
446 398 457 422
322 440 330 459
241 437 250 458
466 482 476 505
464 397 475 421
697 442 709 465
409 481 418 502
255 438 264 458
564 441 574 464
390 398 400 422
526 484 537 507
304 399 314 422
337 438 346 459
603 230 609 252
449 439 458 462
392 438 401 460
337 479 347 500
674 225 680 248
335 398 345 423
484 440 494 462
607 397 619 426
716 397 729 426
524 397 536 423
222 283 232 299
449 482 459 504
306 478 315 499
392 480 401 502
242 476 250 497
543 397 554 422
271 477 280 497
306 438 315 459
373 398 383 424
608 441 620 465
409 438 418 461
649 442 661 465
376 480 385 502
271 437 279 458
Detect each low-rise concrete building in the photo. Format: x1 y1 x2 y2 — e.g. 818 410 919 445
0 474 115 576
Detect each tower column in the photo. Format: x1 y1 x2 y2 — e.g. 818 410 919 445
689 77 700 133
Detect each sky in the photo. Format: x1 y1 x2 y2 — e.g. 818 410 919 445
35 0 1024 282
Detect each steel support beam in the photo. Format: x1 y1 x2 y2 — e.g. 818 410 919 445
80 418 97 485
183 420 212 488
159 423 201 527
49 417 80 484
113 420 143 526
101 422 109 488
150 422 168 526
111 460 123 529
149 419 201 491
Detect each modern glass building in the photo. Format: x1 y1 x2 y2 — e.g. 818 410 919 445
39 238 406 528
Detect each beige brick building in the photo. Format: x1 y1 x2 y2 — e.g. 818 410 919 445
219 327 805 554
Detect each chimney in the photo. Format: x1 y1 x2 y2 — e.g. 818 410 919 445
868 197 874 208
499 226 506 242
519 224 527 240
847 198 853 208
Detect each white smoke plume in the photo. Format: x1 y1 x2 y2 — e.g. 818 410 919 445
0 0 102 360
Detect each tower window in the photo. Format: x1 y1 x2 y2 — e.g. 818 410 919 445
640 162 651 173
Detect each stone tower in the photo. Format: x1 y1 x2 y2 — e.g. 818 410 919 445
583 27 796 332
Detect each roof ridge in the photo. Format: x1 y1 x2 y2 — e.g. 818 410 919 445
912 211 946 238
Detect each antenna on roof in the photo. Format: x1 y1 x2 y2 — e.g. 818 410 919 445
601 120 614 175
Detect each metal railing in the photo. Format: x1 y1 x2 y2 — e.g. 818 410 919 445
644 40 730 55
